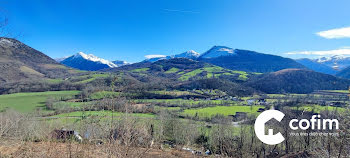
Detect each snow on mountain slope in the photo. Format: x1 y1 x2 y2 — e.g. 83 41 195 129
144 47 235 62
145 55 167 59
199 46 236 58
173 50 200 59
60 52 117 71
315 55 346 63
143 55 170 62
314 55 350 70
73 52 117 68
144 51 199 62
295 58 337 75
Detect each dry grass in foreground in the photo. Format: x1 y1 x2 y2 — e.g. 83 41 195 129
0 140 199 158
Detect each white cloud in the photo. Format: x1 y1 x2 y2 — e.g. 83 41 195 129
145 54 166 59
317 27 350 39
285 48 350 56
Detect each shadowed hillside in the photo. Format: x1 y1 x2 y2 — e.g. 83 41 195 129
246 69 350 93
0 37 75 83
198 48 306 73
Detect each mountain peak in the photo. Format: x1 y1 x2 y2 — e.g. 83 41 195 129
72 52 117 68
331 55 346 60
60 52 117 70
145 54 167 59
316 55 347 63
184 50 199 55
313 55 350 70
199 46 236 58
173 50 200 59
74 52 95 59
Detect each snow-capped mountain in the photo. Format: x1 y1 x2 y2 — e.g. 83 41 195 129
199 46 236 59
314 55 350 70
172 50 200 59
60 52 117 71
295 58 337 75
143 51 199 62
143 55 170 62
112 60 129 67
315 55 346 63
198 48 305 73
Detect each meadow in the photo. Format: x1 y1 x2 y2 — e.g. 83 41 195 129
182 105 264 119
290 104 347 113
52 110 155 118
0 91 80 113
134 98 237 107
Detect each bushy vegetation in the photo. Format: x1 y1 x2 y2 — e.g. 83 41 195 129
246 69 350 94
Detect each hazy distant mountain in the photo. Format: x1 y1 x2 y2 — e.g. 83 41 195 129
336 66 350 79
198 46 305 73
144 50 200 62
246 69 350 93
0 37 71 83
143 55 170 62
54 57 69 62
112 60 129 67
295 58 337 75
60 52 117 71
314 55 350 70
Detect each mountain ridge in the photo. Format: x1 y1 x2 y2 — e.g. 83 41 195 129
60 52 118 71
295 58 337 75
246 69 350 93
198 48 306 73
198 46 235 59
0 37 73 83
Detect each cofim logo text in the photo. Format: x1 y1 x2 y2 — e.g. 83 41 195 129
254 110 339 145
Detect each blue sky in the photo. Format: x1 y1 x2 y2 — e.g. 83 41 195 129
2 0 350 62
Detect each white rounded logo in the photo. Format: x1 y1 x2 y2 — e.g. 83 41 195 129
254 110 285 145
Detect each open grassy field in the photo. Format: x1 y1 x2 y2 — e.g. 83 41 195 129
75 73 110 84
291 104 347 113
46 78 64 84
0 91 80 113
164 67 180 74
131 68 149 72
53 110 155 118
90 91 120 100
230 70 248 80
322 90 349 94
182 105 264 118
154 106 181 112
178 68 204 81
150 90 195 96
50 101 88 111
177 66 251 81
134 99 237 106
